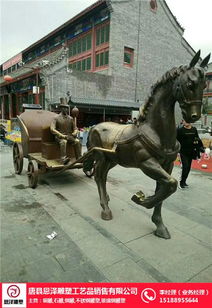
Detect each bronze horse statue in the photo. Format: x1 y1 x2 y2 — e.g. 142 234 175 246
82 50 210 239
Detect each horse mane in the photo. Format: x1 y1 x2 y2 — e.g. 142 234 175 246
138 65 188 122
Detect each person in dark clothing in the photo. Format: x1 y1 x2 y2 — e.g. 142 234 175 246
0 124 7 142
176 120 204 189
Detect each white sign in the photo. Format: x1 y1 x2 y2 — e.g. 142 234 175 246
33 86 40 94
131 110 139 119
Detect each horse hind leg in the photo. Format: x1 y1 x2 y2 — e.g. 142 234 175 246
94 155 115 220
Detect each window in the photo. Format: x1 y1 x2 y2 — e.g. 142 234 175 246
87 57 91 70
96 50 109 68
124 47 134 67
68 21 110 72
77 61 81 71
77 40 82 54
96 24 110 46
11 65 16 72
82 37 86 52
69 57 91 71
68 33 92 57
87 34 92 49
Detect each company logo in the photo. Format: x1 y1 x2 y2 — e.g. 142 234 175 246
2 283 26 308
141 288 157 303
7 285 20 298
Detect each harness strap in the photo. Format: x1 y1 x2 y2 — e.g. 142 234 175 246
138 130 180 161
112 125 133 150
115 128 180 161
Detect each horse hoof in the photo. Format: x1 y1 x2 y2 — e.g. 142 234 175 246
131 194 153 209
131 194 144 205
154 227 171 239
101 210 113 220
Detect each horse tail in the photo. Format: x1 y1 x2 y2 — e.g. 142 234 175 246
86 126 94 150
83 126 96 175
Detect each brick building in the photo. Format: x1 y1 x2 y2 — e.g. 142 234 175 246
0 0 195 127
202 62 212 128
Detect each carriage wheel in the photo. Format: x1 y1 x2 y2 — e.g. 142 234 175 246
27 160 39 188
13 142 24 174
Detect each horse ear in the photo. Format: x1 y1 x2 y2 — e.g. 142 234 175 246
200 53 211 68
189 50 201 68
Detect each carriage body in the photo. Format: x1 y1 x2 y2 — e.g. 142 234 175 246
13 109 84 188
18 109 57 157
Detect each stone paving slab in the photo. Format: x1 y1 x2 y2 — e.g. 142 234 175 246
127 230 211 282
58 215 101 242
160 251 212 282
54 262 106 283
76 233 128 269
101 258 157 282
187 265 212 282
185 224 212 247
20 256 65 282
1 250 25 278
163 208 212 246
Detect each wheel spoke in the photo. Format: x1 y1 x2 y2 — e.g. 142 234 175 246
27 161 38 188
13 143 23 174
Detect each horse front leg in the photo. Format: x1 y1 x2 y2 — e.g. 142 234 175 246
151 201 170 239
94 155 115 220
152 162 174 239
132 158 177 209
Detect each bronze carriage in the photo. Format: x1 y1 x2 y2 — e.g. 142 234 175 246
13 108 93 188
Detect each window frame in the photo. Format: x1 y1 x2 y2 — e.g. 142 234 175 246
123 47 134 68
69 55 92 72
94 21 110 71
95 48 109 70
68 30 92 58
95 22 110 47
68 20 110 72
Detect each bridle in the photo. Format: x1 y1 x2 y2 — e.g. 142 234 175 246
175 76 202 108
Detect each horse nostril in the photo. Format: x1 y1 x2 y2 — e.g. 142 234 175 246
191 114 198 120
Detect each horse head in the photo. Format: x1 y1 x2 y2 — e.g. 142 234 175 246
174 50 210 123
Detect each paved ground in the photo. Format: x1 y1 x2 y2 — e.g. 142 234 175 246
0 143 211 283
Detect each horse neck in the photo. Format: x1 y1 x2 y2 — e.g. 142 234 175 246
144 85 177 149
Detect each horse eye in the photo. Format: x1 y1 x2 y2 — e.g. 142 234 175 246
187 81 194 90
